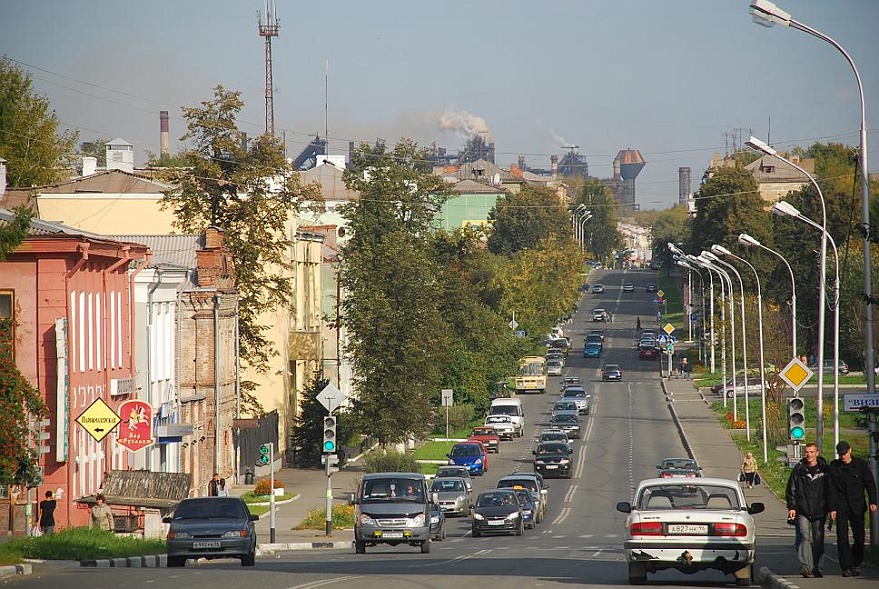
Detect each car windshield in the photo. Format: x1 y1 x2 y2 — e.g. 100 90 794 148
451 444 481 457
514 490 532 505
536 443 568 455
554 402 575 410
362 478 424 501
637 484 740 510
173 498 248 520
490 406 518 417
430 479 465 492
540 432 566 442
436 468 468 478
476 492 516 508
563 388 587 398
553 414 578 423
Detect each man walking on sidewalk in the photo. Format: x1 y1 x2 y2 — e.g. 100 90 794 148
829 440 878 578
786 442 833 578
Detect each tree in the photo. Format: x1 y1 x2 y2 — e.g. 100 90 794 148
577 179 621 263
649 204 690 270
160 86 322 415
0 57 77 188
0 207 48 487
487 185 569 255
339 140 452 445
290 374 355 466
79 139 108 167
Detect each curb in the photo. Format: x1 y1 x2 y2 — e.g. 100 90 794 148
661 380 695 459
759 566 801 589
258 540 351 552
80 554 167 568
0 563 31 579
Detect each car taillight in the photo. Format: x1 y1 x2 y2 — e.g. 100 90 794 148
713 523 747 537
630 521 664 536
660 472 672 478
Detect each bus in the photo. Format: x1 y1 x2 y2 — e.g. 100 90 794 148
515 356 547 394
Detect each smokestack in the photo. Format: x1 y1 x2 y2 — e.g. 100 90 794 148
160 111 170 157
518 155 526 170
551 155 559 179
678 167 691 206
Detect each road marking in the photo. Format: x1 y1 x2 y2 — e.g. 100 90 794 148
628 382 635 498
574 442 587 479
289 576 364 589
551 506 571 525
563 484 578 504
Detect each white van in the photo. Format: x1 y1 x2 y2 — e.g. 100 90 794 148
489 398 524 437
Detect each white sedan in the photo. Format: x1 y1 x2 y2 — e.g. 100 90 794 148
616 477 765 586
483 415 516 440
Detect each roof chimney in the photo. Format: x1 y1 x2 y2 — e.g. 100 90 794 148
82 156 98 177
160 111 170 157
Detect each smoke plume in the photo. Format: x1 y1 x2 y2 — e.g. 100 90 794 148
437 110 492 140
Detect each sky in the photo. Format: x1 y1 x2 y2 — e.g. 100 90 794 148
2 0 878 210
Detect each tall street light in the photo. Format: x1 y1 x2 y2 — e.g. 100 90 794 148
747 135 830 453
707 248 752 442
691 257 717 374
738 233 798 360
714 244 769 463
698 253 738 417
750 3 876 542
774 200 842 452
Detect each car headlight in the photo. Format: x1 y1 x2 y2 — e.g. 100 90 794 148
475 458 482 465
222 529 248 538
506 512 520 520
523 509 532 516
430 516 440 524
473 512 485 520
359 514 377 525
559 459 570 464
409 513 425 526
535 460 546 465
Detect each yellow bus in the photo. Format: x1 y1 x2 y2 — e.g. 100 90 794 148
515 356 547 394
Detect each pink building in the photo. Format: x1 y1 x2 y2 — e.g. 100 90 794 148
0 208 149 531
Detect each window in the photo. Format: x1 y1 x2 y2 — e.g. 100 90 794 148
0 291 14 358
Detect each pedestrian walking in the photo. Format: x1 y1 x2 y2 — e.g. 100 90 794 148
785 442 833 578
217 478 230 497
37 490 57 535
90 494 114 531
208 472 220 496
680 357 690 379
829 440 878 577
636 317 641 331
740 452 758 489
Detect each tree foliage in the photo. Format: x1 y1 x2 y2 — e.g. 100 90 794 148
290 375 355 466
577 179 621 262
649 204 690 270
159 85 322 415
487 184 569 255
0 57 77 187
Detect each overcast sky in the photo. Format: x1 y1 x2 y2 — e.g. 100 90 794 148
2 0 877 209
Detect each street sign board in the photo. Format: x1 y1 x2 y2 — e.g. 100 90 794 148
657 290 665 298
669 336 677 344
116 399 155 451
656 334 668 344
508 319 519 329
75 398 121 443
441 388 454 407
779 357 813 392
663 323 675 335
690 313 699 321
317 383 344 413
843 393 879 412
653 296 660 305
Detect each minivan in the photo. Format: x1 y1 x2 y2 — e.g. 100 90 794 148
488 398 524 437
350 472 433 554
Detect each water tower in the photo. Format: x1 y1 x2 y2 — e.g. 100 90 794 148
613 149 646 209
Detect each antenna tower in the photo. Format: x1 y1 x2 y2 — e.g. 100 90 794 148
258 0 280 137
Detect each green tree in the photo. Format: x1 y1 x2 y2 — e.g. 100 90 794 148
649 204 690 268
290 375 355 466
487 185 569 255
577 179 621 263
340 140 452 445
79 139 108 168
0 57 77 187
159 85 322 415
0 207 48 487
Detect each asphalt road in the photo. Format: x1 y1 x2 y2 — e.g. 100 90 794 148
2 267 807 588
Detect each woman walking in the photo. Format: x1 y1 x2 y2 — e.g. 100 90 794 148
741 452 758 489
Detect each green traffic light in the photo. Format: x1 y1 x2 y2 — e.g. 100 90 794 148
323 440 336 452
791 426 805 439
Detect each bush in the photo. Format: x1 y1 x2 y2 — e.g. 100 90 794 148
431 403 475 436
254 477 285 496
294 504 356 530
364 449 421 473
0 526 165 563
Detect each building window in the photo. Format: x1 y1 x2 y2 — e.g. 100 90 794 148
0 291 14 358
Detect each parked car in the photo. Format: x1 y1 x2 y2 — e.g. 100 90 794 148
164 497 259 567
616 477 765 585
714 377 768 399
601 364 623 381
470 490 525 537
809 359 850 375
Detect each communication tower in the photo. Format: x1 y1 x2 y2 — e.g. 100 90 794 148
258 0 280 137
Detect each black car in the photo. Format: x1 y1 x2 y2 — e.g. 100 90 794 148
533 441 574 479
471 489 525 537
163 497 259 567
646 283 657 292
549 413 582 439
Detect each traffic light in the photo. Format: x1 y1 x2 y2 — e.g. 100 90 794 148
787 397 806 441
258 443 270 465
322 416 337 453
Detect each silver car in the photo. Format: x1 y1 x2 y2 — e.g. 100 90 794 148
429 477 470 516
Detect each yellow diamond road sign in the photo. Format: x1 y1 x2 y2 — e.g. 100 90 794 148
663 323 675 335
779 357 814 391
76 397 121 442
657 290 665 298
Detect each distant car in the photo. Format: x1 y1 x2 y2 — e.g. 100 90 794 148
560 377 582 390
809 359 850 375
617 478 764 585
718 378 768 400
163 497 258 567
658 468 702 479
468 426 500 453
583 343 602 358
584 334 603 351
623 282 635 292
497 473 548 519
533 441 574 479
537 429 570 445
646 283 658 292
649 261 662 270
579 283 590 292
588 329 605 342
429 476 471 517
435 465 473 492
552 399 579 418
657 457 701 473
470 490 525 537
639 345 658 360
549 413 582 439
546 359 563 376
592 284 605 294
602 364 623 381
592 308 608 322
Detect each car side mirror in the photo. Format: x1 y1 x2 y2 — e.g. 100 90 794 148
249 513 260 521
347 493 357 506
162 516 172 524
748 502 765 515
469 504 475 510
532 450 536 455
616 502 632 514
568 448 573 454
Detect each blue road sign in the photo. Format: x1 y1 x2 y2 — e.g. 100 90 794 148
690 313 699 321
653 296 660 305
669 336 677 344
657 334 669 344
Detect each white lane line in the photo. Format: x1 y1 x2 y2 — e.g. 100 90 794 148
288 576 363 589
563 484 578 504
551 506 571 525
574 442 587 479
628 381 635 498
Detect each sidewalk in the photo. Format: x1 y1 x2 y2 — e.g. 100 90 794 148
662 373 877 589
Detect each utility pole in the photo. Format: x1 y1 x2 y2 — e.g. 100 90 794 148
257 0 280 137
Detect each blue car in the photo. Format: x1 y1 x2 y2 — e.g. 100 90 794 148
447 442 485 476
583 343 601 358
512 488 538 529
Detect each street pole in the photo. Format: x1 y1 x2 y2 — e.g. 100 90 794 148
269 442 276 543
326 444 333 536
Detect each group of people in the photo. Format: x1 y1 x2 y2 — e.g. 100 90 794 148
36 490 113 534
785 440 877 578
208 472 230 496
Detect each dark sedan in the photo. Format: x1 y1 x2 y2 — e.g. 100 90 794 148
533 441 574 479
163 497 259 567
602 364 623 381
471 490 525 537
549 413 582 439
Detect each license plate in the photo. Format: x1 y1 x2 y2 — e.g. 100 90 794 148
668 524 708 534
383 531 404 538
544 465 558 469
192 541 221 549
488 520 505 526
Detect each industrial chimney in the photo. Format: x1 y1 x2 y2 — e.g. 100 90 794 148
551 155 559 179
160 111 170 158
678 167 691 206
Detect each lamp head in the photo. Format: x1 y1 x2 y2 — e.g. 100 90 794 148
745 135 777 156
738 233 761 247
700 250 719 262
667 242 683 254
772 200 801 218
711 244 732 256
749 0 791 28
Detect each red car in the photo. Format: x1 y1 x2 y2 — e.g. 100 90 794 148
639 345 658 359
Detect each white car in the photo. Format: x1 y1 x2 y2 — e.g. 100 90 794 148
483 414 516 440
546 359 563 376
616 477 765 586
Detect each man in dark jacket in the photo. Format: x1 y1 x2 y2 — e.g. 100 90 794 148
829 440 878 577
785 442 833 578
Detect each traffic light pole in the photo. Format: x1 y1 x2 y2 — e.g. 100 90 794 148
325 448 333 536
323 410 338 536
269 442 275 543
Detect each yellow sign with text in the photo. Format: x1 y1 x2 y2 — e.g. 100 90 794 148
76 398 121 443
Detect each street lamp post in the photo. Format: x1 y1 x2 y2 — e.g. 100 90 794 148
697 254 738 417
747 136 830 454
750 0 876 543
714 245 769 463
738 233 798 360
706 248 751 442
773 200 842 452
